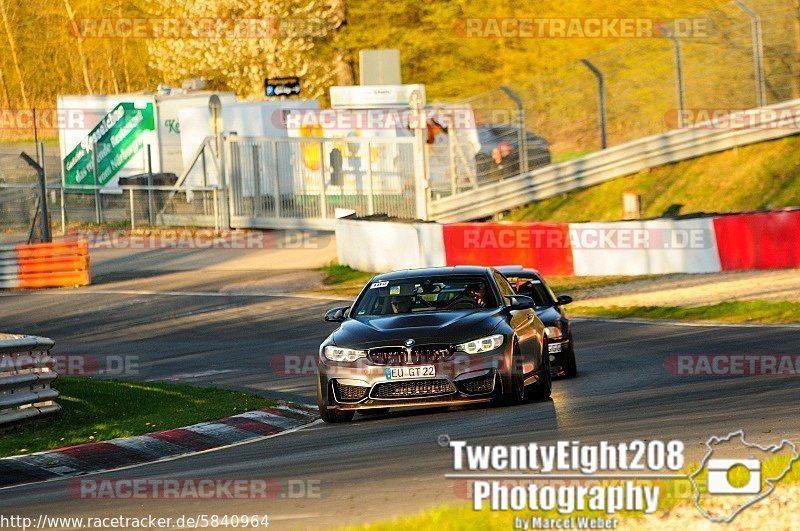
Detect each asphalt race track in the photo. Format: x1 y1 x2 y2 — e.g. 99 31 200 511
1 261 799 529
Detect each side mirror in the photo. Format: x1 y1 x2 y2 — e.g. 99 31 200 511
556 294 573 305
324 306 349 322
506 295 534 311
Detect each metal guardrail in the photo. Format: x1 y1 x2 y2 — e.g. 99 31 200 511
0 334 59 428
430 99 800 222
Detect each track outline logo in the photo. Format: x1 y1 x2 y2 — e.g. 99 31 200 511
688 429 798 523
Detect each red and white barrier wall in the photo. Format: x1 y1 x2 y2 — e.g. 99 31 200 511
335 209 799 276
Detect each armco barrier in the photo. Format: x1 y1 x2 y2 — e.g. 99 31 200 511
0 240 90 289
442 223 574 276
430 98 800 222
569 218 722 276
0 334 60 428
713 210 800 271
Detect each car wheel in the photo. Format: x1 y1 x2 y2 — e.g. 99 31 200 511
317 379 355 423
499 341 527 406
319 405 355 423
528 345 552 400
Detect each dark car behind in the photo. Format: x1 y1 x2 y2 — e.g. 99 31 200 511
496 266 577 378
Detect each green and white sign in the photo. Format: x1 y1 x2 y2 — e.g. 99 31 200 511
63 101 155 187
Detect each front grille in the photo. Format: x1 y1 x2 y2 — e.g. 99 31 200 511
367 345 454 366
371 378 455 399
457 374 495 394
333 381 369 402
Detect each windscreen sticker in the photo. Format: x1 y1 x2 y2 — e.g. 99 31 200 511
370 281 389 289
390 286 401 295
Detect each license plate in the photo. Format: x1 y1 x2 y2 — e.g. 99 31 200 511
385 365 436 380
548 342 563 354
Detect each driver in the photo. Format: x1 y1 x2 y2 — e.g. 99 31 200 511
390 294 415 314
447 283 487 308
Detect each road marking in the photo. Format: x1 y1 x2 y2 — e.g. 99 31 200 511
0 289 349 301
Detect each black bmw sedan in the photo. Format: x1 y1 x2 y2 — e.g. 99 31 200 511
317 266 552 422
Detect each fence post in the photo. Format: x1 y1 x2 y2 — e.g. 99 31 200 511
410 89 429 220
251 144 262 217
129 188 136 229
734 0 766 107
499 85 527 174
146 144 155 225
580 59 608 149
36 142 51 242
666 31 686 128
318 140 328 219
19 149 51 243
365 141 375 215
91 143 102 223
271 140 281 218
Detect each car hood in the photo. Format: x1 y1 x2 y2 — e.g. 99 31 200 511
534 306 561 327
332 309 505 348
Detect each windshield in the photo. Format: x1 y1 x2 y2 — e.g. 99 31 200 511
353 275 498 316
505 276 556 306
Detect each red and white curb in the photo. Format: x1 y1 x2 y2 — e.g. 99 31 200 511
0 404 318 489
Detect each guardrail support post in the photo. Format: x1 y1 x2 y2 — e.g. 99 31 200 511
580 59 608 150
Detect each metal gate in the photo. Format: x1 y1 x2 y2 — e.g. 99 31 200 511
225 135 426 229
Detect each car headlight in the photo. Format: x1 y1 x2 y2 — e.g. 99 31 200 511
545 326 563 340
455 334 504 354
324 346 366 362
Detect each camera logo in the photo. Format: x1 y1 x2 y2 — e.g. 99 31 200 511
706 458 761 495
689 430 798 523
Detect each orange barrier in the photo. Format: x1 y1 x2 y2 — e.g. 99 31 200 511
14 240 89 260
0 240 91 289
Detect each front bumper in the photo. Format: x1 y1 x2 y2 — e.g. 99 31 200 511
319 350 506 411
547 339 571 373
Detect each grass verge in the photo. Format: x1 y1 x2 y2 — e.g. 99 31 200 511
568 300 800 324
506 135 800 222
314 264 375 297
0 377 275 458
